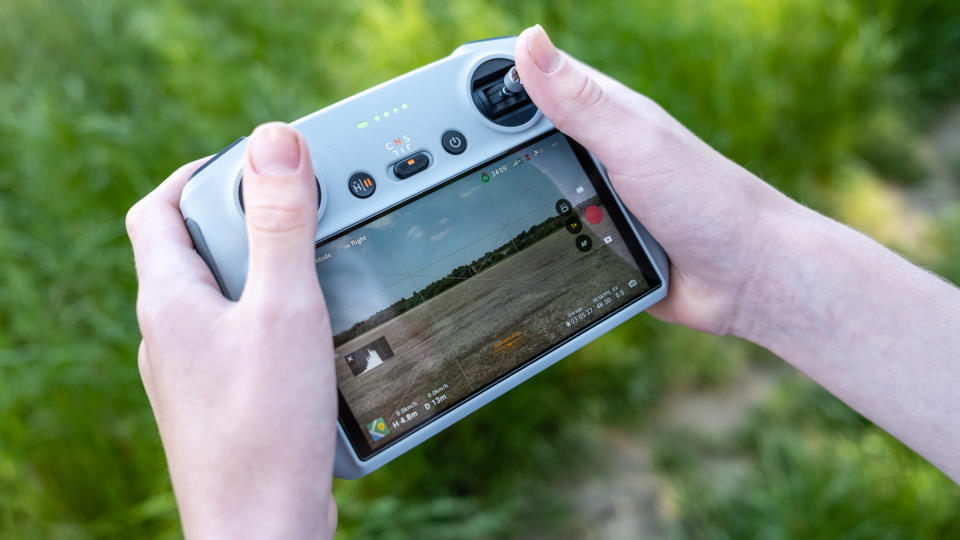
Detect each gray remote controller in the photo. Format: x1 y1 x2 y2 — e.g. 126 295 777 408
180 36 668 478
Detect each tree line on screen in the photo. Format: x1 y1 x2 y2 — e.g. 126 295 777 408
333 212 569 346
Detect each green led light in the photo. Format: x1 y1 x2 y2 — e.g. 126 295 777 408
357 121 369 129
383 111 390 117
374 115 380 121
393 107 399 113
402 103 408 109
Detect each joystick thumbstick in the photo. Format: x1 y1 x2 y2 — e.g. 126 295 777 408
471 59 537 127
501 66 523 96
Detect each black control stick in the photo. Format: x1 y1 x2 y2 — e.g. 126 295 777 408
470 59 537 127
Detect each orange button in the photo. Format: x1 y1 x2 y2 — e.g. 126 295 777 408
394 152 430 179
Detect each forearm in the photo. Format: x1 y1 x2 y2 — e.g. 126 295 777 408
736 198 960 480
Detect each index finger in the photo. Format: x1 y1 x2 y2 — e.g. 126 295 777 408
126 157 225 300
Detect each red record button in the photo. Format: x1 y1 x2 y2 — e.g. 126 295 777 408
584 205 603 224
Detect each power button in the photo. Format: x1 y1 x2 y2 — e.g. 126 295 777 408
441 129 467 155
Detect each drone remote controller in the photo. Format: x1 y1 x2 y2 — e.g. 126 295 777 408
180 36 668 478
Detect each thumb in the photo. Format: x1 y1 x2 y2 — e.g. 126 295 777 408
514 25 643 171
241 122 319 301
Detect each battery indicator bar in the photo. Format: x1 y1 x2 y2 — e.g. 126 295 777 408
359 104 409 128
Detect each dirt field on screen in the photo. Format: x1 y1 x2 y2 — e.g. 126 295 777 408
336 219 647 438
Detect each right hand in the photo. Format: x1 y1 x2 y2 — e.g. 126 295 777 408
515 25 794 337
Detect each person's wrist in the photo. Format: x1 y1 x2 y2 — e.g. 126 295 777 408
175 462 334 540
723 181 810 342
726 191 826 348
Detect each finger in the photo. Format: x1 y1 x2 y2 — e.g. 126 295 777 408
126 158 225 297
240 122 320 303
327 497 338 538
514 25 648 171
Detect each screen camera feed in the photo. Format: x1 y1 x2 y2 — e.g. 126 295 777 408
316 131 654 451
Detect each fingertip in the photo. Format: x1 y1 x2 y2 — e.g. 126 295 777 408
516 24 539 59
519 24 561 74
247 122 304 177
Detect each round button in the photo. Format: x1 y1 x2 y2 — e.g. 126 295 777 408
584 205 603 224
349 172 376 198
441 129 467 155
575 234 593 252
555 199 573 216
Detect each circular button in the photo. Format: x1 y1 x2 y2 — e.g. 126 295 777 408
575 234 593 252
565 216 583 234
348 172 376 198
584 205 603 224
555 199 573 216
441 129 467 155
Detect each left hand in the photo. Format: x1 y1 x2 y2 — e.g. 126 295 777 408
126 122 338 539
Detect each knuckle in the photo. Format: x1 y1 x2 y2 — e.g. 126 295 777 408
550 66 609 134
137 341 151 378
570 72 606 111
135 290 174 332
125 201 146 239
134 293 158 329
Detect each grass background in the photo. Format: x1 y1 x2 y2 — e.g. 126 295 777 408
1 0 959 538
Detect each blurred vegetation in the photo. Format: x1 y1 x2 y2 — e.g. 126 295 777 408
0 0 958 538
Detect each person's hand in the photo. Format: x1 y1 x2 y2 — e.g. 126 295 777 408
515 25 793 336
126 122 337 539
516 25 960 483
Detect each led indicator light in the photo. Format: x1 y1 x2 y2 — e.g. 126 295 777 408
383 111 390 117
393 107 399 113
374 115 380 122
402 103 408 109
407 158 415 165
357 121 369 129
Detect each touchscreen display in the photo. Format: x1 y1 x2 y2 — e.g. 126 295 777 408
316 130 659 456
